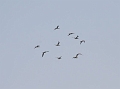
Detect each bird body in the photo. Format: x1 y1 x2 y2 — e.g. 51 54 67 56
73 53 82 58
42 51 49 57
68 33 74 36
56 41 60 46
54 25 60 30
74 35 79 39
80 40 85 44
34 45 40 49
57 56 62 59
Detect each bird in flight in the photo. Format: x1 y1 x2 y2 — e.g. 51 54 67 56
42 51 49 57
34 45 40 49
68 33 74 36
57 56 62 59
54 25 60 30
73 35 79 39
73 53 82 58
80 40 85 44
56 41 60 46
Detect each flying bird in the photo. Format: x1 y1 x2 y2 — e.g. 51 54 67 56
73 53 82 58
56 41 60 46
73 35 79 39
42 51 49 57
80 40 85 44
54 25 60 30
68 33 74 36
34 45 40 49
57 56 62 59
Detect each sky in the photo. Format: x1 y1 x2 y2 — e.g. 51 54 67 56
0 0 120 89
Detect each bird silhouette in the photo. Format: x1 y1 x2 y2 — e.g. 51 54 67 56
73 35 79 39
54 25 60 30
73 53 82 58
34 45 40 49
68 33 74 36
57 56 62 59
42 51 49 57
56 41 60 46
80 40 85 44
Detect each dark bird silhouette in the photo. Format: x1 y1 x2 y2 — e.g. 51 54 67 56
73 35 79 39
54 25 60 30
68 33 74 36
42 51 49 57
73 53 82 58
57 56 62 59
56 41 60 46
34 45 40 49
80 40 85 44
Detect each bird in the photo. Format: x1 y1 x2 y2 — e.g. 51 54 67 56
56 41 60 46
68 33 74 36
73 53 82 58
34 45 40 49
54 25 60 30
42 51 49 57
57 56 62 59
73 35 79 39
80 40 85 44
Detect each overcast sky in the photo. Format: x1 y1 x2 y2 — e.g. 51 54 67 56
0 0 120 89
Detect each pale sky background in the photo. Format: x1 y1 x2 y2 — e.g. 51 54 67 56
0 0 120 89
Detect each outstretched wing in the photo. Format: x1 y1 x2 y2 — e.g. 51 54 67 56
68 33 70 36
34 45 39 49
76 54 79 57
80 41 82 44
58 41 60 44
42 52 44 57
68 33 74 36
57 25 59 28
83 40 85 43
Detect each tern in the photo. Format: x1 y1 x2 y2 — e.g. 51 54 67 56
80 40 85 44
34 45 40 49
42 51 49 57
73 35 79 39
73 53 82 58
68 33 74 36
56 41 60 46
57 56 62 59
54 25 60 30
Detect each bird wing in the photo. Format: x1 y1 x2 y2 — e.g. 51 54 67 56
76 54 79 57
37 45 39 47
68 33 73 36
58 41 60 44
34 45 39 49
80 41 82 44
57 41 60 45
42 52 44 57
73 56 76 58
78 53 82 55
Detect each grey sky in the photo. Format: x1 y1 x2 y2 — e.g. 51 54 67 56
0 0 120 89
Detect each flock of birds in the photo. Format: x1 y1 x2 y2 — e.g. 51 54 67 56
34 25 85 59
